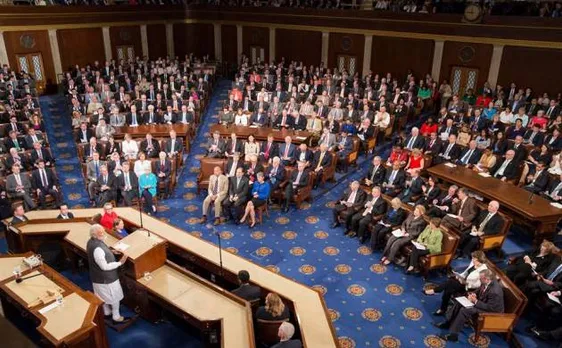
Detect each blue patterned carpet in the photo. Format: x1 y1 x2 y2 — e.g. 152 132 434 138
22 81 555 348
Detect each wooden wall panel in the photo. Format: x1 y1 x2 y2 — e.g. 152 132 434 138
109 25 142 60
146 24 167 60
371 36 433 81
498 46 562 95
221 24 238 64
173 23 214 59
3 30 55 85
327 33 364 76
275 29 321 65
439 41 493 89
242 26 270 63
57 28 105 71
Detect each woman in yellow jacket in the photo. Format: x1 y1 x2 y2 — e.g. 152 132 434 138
406 217 443 273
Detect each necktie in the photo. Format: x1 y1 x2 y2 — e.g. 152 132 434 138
236 177 240 189
32 135 38 143
459 199 466 216
316 152 325 170
388 170 397 184
132 114 137 125
407 136 415 149
284 145 289 158
161 161 165 171
14 139 20 149
529 132 536 142
462 149 473 164
40 169 47 187
548 264 562 281
370 166 379 182
37 150 43 159
212 178 218 195
551 182 562 198
496 160 510 177
548 107 553 117
104 176 107 185
125 173 130 188
95 161 99 177
294 171 302 185
478 213 492 232
444 144 453 157
347 190 356 203
15 174 22 186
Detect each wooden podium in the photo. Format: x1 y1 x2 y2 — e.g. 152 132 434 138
112 229 167 280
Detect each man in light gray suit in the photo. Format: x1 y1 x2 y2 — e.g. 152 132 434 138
86 152 106 204
318 127 336 149
6 164 36 211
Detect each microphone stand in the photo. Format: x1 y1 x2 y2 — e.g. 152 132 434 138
206 224 224 280
137 189 150 237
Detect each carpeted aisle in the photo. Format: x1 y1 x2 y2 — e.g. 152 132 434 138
30 81 545 348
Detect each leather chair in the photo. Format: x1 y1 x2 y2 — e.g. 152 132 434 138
256 319 288 347
197 158 226 194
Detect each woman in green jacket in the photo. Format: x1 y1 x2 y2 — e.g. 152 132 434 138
406 217 443 273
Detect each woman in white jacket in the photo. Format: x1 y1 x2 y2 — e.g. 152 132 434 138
422 250 488 316
122 134 139 160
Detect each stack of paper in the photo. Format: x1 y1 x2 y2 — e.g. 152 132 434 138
550 202 562 209
412 241 426 250
455 296 474 308
392 229 405 238
478 172 491 177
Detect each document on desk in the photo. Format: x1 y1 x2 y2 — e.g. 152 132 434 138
455 296 474 308
412 241 426 250
392 229 405 238
249 125 259 128
547 293 561 304
478 172 491 178
295 136 307 141
39 301 60 315
113 242 130 252
550 202 562 209
444 163 456 168
446 213 458 218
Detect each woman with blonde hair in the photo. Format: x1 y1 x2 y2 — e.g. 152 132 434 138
256 292 290 321
381 205 427 266
505 240 558 286
405 148 424 175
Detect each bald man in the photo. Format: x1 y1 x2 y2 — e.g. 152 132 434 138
271 322 302 348
456 200 505 258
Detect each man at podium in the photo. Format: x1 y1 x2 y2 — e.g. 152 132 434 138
87 224 130 324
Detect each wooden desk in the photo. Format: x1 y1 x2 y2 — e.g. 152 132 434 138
427 163 562 242
209 124 311 144
113 230 167 279
15 209 339 348
0 254 107 348
112 124 192 152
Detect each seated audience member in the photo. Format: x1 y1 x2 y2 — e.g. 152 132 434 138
223 167 249 223
250 108 268 127
219 106 233 125
505 240 557 287
488 149 519 181
202 166 228 225
100 203 118 230
107 152 123 176
523 161 549 193
435 269 504 343
113 218 129 238
356 118 375 153
118 161 138 207
474 148 497 172
162 105 177 124
165 130 183 158
362 156 386 187
545 128 562 151
474 129 491 150
279 136 296 166
232 270 261 301
381 205 427 266
225 152 243 178
311 144 332 189
6 147 30 171
334 130 354 171
134 152 152 178
256 293 290 322
457 140 481 166
522 255 562 306
510 135 529 163
266 156 285 191
406 217 443 273
420 118 438 137
104 136 121 159
86 152 105 204
11 204 29 225
456 201 504 258
95 119 115 142
543 173 562 202
240 172 270 228
259 134 279 163
94 166 116 207
283 161 309 212
143 105 160 124
32 159 62 209
381 161 406 197
433 134 461 165
398 169 423 203
225 133 244 158
370 197 407 251
424 132 442 157
76 122 93 144
206 131 226 158
506 118 526 140
294 143 313 167
318 127 336 149
245 155 264 185
6 164 36 211
404 148 425 175
178 104 194 124
331 181 366 228
271 322 302 348
56 203 74 220
155 151 172 197
385 145 408 167
440 188 478 230
424 251 488 315
345 186 386 242
24 128 44 149
84 137 103 161
525 124 545 147
234 109 249 126
415 176 441 208
126 104 143 126
244 135 260 161
140 133 160 158
274 110 293 129
122 133 139 160
139 167 157 215
404 128 426 152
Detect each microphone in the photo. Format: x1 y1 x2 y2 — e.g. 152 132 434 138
16 270 44 284
206 223 224 279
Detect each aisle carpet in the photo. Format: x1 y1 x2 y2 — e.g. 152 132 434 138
26 81 552 348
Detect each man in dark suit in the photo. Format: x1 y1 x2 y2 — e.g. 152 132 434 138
143 105 161 125
165 130 183 158
5 131 24 152
231 270 261 301
84 137 103 161
438 119 458 138
93 165 116 207
424 132 442 157
456 140 481 166
126 105 143 126
346 186 387 242
397 169 423 202
489 149 519 181
118 161 138 207
545 128 562 151
382 161 406 197
273 110 294 129
56 203 74 220
524 124 545 147
283 161 310 212
24 129 45 150
177 104 194 124
279 136 296 166
156 151 172 198
31 159 62 209
225 152 244 178
433 134 461 165
362 156 386 188
523 162 549 194
404 127 426 151
140 133 161 158
75 122 94 144
469 109 489 133
266 156 285 191
544 99 561 120
426 185 458 218
437 269 504 342
291 111 307 131
332 181 366 228
250 108 269 127
509 136 529 163
224 133 244 158
294 143 313 167
456 200 504 258
311 144 332 189
259 134 279 163
223 167 249 223
440 188 478 230
30 143 54 167
271 322 303 348
206 131 226 158
523 258 562 306
10 204 28 225
543 173 562 202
